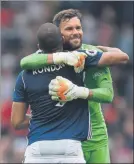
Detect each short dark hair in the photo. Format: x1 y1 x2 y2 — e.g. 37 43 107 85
53 9 82 27
37 23 63 53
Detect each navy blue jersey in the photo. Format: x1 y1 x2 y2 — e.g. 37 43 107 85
13 50 102 145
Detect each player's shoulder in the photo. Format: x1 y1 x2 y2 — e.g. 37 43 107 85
17 70 30 79
15 71 25 84
81 43 96 49
16 70 24 77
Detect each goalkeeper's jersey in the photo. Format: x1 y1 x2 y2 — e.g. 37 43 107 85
13 50 102 146
81 44 110 151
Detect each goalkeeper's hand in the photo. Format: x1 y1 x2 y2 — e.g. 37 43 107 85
53 51 87 73
49 76 89 102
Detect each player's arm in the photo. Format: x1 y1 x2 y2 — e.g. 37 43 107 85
84 67 114 103
84 47 129 69
11 102 30 129
97 46 129 66
11 72 30 129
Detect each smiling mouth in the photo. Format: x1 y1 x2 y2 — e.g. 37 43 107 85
71 38 80 40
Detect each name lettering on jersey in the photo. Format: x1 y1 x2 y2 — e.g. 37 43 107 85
33 64 65 75
93 68 109 79
93 71 107 79
93 72 103 79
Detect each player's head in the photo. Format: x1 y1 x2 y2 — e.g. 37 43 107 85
37 23 63 53
53 9 83 51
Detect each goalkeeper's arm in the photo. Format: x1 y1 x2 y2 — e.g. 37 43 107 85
21 53 53 70
86 82 113 103
49 75 113 103
20 51 87 70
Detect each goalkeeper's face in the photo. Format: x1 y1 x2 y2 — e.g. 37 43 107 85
59 17 83 51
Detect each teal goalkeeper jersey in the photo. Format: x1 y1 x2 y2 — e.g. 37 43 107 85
81 44 113 151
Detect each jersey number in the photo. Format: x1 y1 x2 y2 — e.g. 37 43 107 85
55 102 66 107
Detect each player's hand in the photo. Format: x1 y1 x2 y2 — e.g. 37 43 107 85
71 51 87 73
66 51 87 69
49 76 76 102
53 51 87 73
49 76 89 102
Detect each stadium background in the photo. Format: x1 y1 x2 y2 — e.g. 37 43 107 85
1 1 133 163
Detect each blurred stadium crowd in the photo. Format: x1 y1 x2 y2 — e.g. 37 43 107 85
1 1 133 163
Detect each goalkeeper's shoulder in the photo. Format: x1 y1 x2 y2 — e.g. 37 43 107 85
81 44 103 52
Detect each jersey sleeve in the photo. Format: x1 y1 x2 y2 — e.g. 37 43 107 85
77 49 103 68
13 71 27 102
20 53 48 70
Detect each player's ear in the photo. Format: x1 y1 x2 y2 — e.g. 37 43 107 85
62 35 65 43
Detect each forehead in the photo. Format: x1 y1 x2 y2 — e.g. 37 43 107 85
60 17 82 29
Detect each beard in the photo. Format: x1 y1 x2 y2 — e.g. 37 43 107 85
63 39 82 51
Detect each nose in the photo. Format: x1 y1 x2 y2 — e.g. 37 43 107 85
72 28 79 35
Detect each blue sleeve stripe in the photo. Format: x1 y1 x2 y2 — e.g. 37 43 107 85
12 71 27 102
22 71 26 89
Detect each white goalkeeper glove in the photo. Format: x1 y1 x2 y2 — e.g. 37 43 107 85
49 76 89 102
53 51 87 73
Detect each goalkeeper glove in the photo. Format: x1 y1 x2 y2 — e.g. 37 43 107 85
49 76 89 102
53 51 87 73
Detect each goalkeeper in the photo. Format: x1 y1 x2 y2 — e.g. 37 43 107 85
20 10 129 164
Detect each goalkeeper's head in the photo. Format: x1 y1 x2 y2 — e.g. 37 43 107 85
37 23 63 53
53 9 83 51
